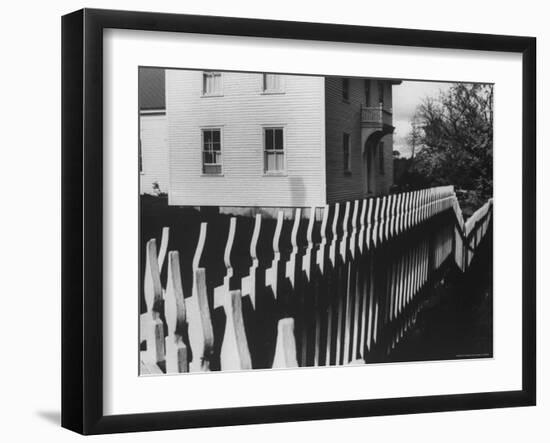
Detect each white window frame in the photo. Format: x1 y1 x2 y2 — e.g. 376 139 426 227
201 127 223 175
201 71 223 97
262 126 287 175
261 73 285 94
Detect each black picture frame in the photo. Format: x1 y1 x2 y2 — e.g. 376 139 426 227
61 8 536 435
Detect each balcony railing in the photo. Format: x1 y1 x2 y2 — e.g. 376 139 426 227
361 106 393 127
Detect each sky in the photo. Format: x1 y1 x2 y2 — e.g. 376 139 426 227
392 81 452 157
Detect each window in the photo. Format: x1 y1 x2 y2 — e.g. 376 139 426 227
202 72 222 96
202 128 222 174
364 80 371 106
378 81 384 105
342 78 350 101
343 133 351 174
264 128 285 173
263 74 283 93
378 141 385 174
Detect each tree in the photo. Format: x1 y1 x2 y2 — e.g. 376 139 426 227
404 83 493 214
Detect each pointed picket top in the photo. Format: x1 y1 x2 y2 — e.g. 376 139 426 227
316 205 330 273
214 217 237 309
165 251 187 338
306 207 316 247
401 192 407 231
286 208 302 287
224 217 237 272
273 210 284 256
241 213 262 309
157 227 170 273
393 193 401 236
371 197 380 248
192 222 207 272
220 290 253 371
249 213 262 264
357 199 367 254
379 195 387 244
144 238 163 315
416 190 422 224
339 201 350 261
329 203 340 266
418 189 424 224
389 194 396 239
428 188 434 219
408 191 414 230
265 210 284 298
349 200 359 258
290 208 301 254
365 197 374 250
413 190 420 226
302 207 316 280
272 318 299 369
385 194 394 241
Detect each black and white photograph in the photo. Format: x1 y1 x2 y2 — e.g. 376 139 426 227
138 68 494 375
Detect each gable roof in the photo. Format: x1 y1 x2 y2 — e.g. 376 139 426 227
139 67 165 111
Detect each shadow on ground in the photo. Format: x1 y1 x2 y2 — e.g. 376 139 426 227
387 225 493 363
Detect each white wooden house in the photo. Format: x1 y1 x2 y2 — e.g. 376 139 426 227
141 69 400 207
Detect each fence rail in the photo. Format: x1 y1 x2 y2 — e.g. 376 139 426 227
140 186 493 375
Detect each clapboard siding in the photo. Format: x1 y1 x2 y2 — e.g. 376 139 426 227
140 114 169 195
166 71 326 207
324 78 394 203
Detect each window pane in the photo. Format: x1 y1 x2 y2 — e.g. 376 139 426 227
266 152 275 171
274 129 283 150
265 74 281 91
213 130 220 143
203 72 221 95
265 129 273 150
204 164 221 174
203 130 212 145
276 152 284 171
213 151 222 164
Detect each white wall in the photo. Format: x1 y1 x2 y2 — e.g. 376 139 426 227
140 114 169 194
0 1 546 442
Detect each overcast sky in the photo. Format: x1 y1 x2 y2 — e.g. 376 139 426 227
392 81 453 157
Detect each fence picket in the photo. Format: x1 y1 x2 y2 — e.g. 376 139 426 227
165 251 189 373
220 290 252 371
272 318 299 369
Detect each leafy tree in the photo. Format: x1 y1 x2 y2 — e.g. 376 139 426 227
398 83 493 215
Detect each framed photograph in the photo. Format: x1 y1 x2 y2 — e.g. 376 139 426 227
61 8 536 435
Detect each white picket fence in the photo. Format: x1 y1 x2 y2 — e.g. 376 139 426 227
140 185 493 375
